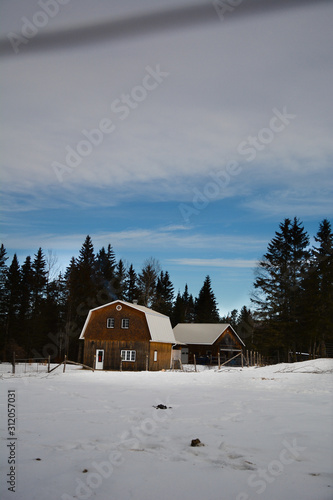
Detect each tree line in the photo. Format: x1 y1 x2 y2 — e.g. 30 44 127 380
251 217 333 362
0 217 332 363
0 236 225 361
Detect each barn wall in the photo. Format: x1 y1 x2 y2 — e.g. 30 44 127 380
82 302 174 371
83 302 150 342
83 339 150 371
186 327 244 364
149 342 172 371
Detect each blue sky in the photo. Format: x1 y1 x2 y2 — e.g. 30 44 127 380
1 0 332 315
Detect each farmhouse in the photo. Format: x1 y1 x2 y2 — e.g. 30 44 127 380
173 323 245 365
79 300 176 371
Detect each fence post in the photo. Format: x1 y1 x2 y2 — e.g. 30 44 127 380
194 354 197 372
93 355 96 372
63 355 67 373
218 352 220 370
146 354 149 371
120 355 122 372
48 356 51 373
241 351 244 368
12 352 15 374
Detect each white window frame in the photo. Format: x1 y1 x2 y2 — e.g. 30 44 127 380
121 318 129 329
107 317 115 328
121 350 136 362
154 350 158 362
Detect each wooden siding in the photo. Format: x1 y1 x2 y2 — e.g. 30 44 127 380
186 326 243 364
149 342 172 371
82 302 173 371
83 302 151 342
83 340 149 371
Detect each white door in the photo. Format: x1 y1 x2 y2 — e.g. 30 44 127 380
95 349 104 370
181 348 189 364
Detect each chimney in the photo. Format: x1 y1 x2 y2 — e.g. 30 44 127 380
133 299 138 305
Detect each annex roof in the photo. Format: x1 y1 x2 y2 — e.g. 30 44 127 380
173 323 245 346
79 300 176 344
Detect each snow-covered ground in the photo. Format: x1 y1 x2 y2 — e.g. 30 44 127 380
1 359 332 500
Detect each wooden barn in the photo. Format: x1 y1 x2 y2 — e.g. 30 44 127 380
79 300 176 371
173 323 245 365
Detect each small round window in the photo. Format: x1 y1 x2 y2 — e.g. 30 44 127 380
116 304 122 311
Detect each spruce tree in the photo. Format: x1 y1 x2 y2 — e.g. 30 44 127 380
194 275 220 323
124 264 139 303
19 256 34 353
3 254 21 349
171 291 185 326
95 244 117 304
308 219 333 355
31 248 47 314
252 217 310 359
152 270 174 316
114 259 127 300
138 258 160 307
182 284 195 322
0 244 8 340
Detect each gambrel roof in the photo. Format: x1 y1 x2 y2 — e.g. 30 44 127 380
79 300 176 344
173 323 245 346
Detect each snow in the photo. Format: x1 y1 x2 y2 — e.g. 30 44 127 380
1 359 332 500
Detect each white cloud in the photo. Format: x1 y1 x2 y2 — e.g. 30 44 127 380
167 258 257 268
1 1 332 215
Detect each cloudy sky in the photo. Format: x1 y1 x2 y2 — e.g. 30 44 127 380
1 0 332 315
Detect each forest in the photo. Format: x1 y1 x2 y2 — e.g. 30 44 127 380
0 217 332 363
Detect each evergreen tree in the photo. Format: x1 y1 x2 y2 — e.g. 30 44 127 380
171 291 185 326
138 258 160 307
252 217 310 359
221 309 238 329
194 275 220 323
30 248 48 354
152 270 174 316
302 219 333 356
171 284 195 326
76 235 98 311
236 306 255 347
0 244 9 339
31 248 47 314
19 256 33 320
18 256 34 352
182 284 195 322
95 244 117 304
114 259 127 300
124 264 139 303
3 255 21 349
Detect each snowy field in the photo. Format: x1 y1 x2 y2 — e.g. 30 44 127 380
1 359 332 500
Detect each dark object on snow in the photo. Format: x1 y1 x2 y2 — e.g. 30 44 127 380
35 458 41 461
191 438 204 447
153 404 171 409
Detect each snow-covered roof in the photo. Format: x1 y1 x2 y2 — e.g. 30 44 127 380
173 323 245 346
79 300 176 344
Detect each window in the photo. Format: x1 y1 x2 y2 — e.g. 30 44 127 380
121 350 136 362
154 350 158 362
121 318 129 329
107 318 115 328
